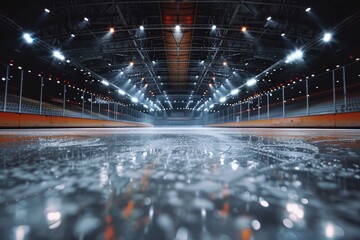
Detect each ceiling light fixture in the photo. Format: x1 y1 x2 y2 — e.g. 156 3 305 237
323 32 332 42
22 33 34 44
246 78 257 87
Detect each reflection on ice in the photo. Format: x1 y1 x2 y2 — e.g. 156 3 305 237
0 128 359 239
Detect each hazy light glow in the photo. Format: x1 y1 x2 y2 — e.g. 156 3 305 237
52 50 65 61
129 61 134 66
84 17 89 22
281 33 285 37
241 26 247 32
231 88 239 95
212 25 216 30
71 33 75 37
140 25 144 31
267 16 272 21
325 224 334 238
285 49 303 63
323 32 332 42
306 7 311 12
286 202 304 219
23 33 34 44
109 27 115 33
246 78 257 87
44 8 50 13
118 89 126 95
175 25 181 32
219 97 227 103
210 104 214 109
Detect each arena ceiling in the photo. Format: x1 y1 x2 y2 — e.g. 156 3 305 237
0 0 359 112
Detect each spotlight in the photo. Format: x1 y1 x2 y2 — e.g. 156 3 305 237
118 89 126 95
281 33 285 37
140 25 144 31
212 25 216 30
52 50 65 61
246 78 257 87
131 97 139 103
241 26 247 32
267 16 272 21
66 60 70 63
231 89 239 95
175 25 181 31
219 97 227 103
22 33 34 44
109 27 115 33
101 80 109 86
305 7 311 12
223 61 227 66
210 104 214 109
71 33 75 37
152 60 156 64
129 61 134 66
84 17 89 22
323 32 332 42
44 8 50 13
200 60 204 64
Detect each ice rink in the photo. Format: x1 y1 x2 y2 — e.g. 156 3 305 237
0 128 360 240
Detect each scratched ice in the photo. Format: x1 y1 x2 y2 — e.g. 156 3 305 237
0 128 359 240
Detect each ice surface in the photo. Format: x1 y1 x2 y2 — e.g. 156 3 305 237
0 128 359 240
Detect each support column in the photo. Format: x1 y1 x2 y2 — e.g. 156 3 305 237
90 94 93 118
62 85 66 117
332 70 336 113
343 66 347 110
3 65 9 111
39 77 43 114
247 101 250 121
306 79 309 116
18 69 24 113
240 103 242 122
107 102 110 120
114 103 116 121
81 91 85 118
257 97 260 120
98 103 100 118
267 93 270 119
282 86 285 118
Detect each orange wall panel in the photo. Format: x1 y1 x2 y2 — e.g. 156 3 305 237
209 112 360 128
0 112 151 128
